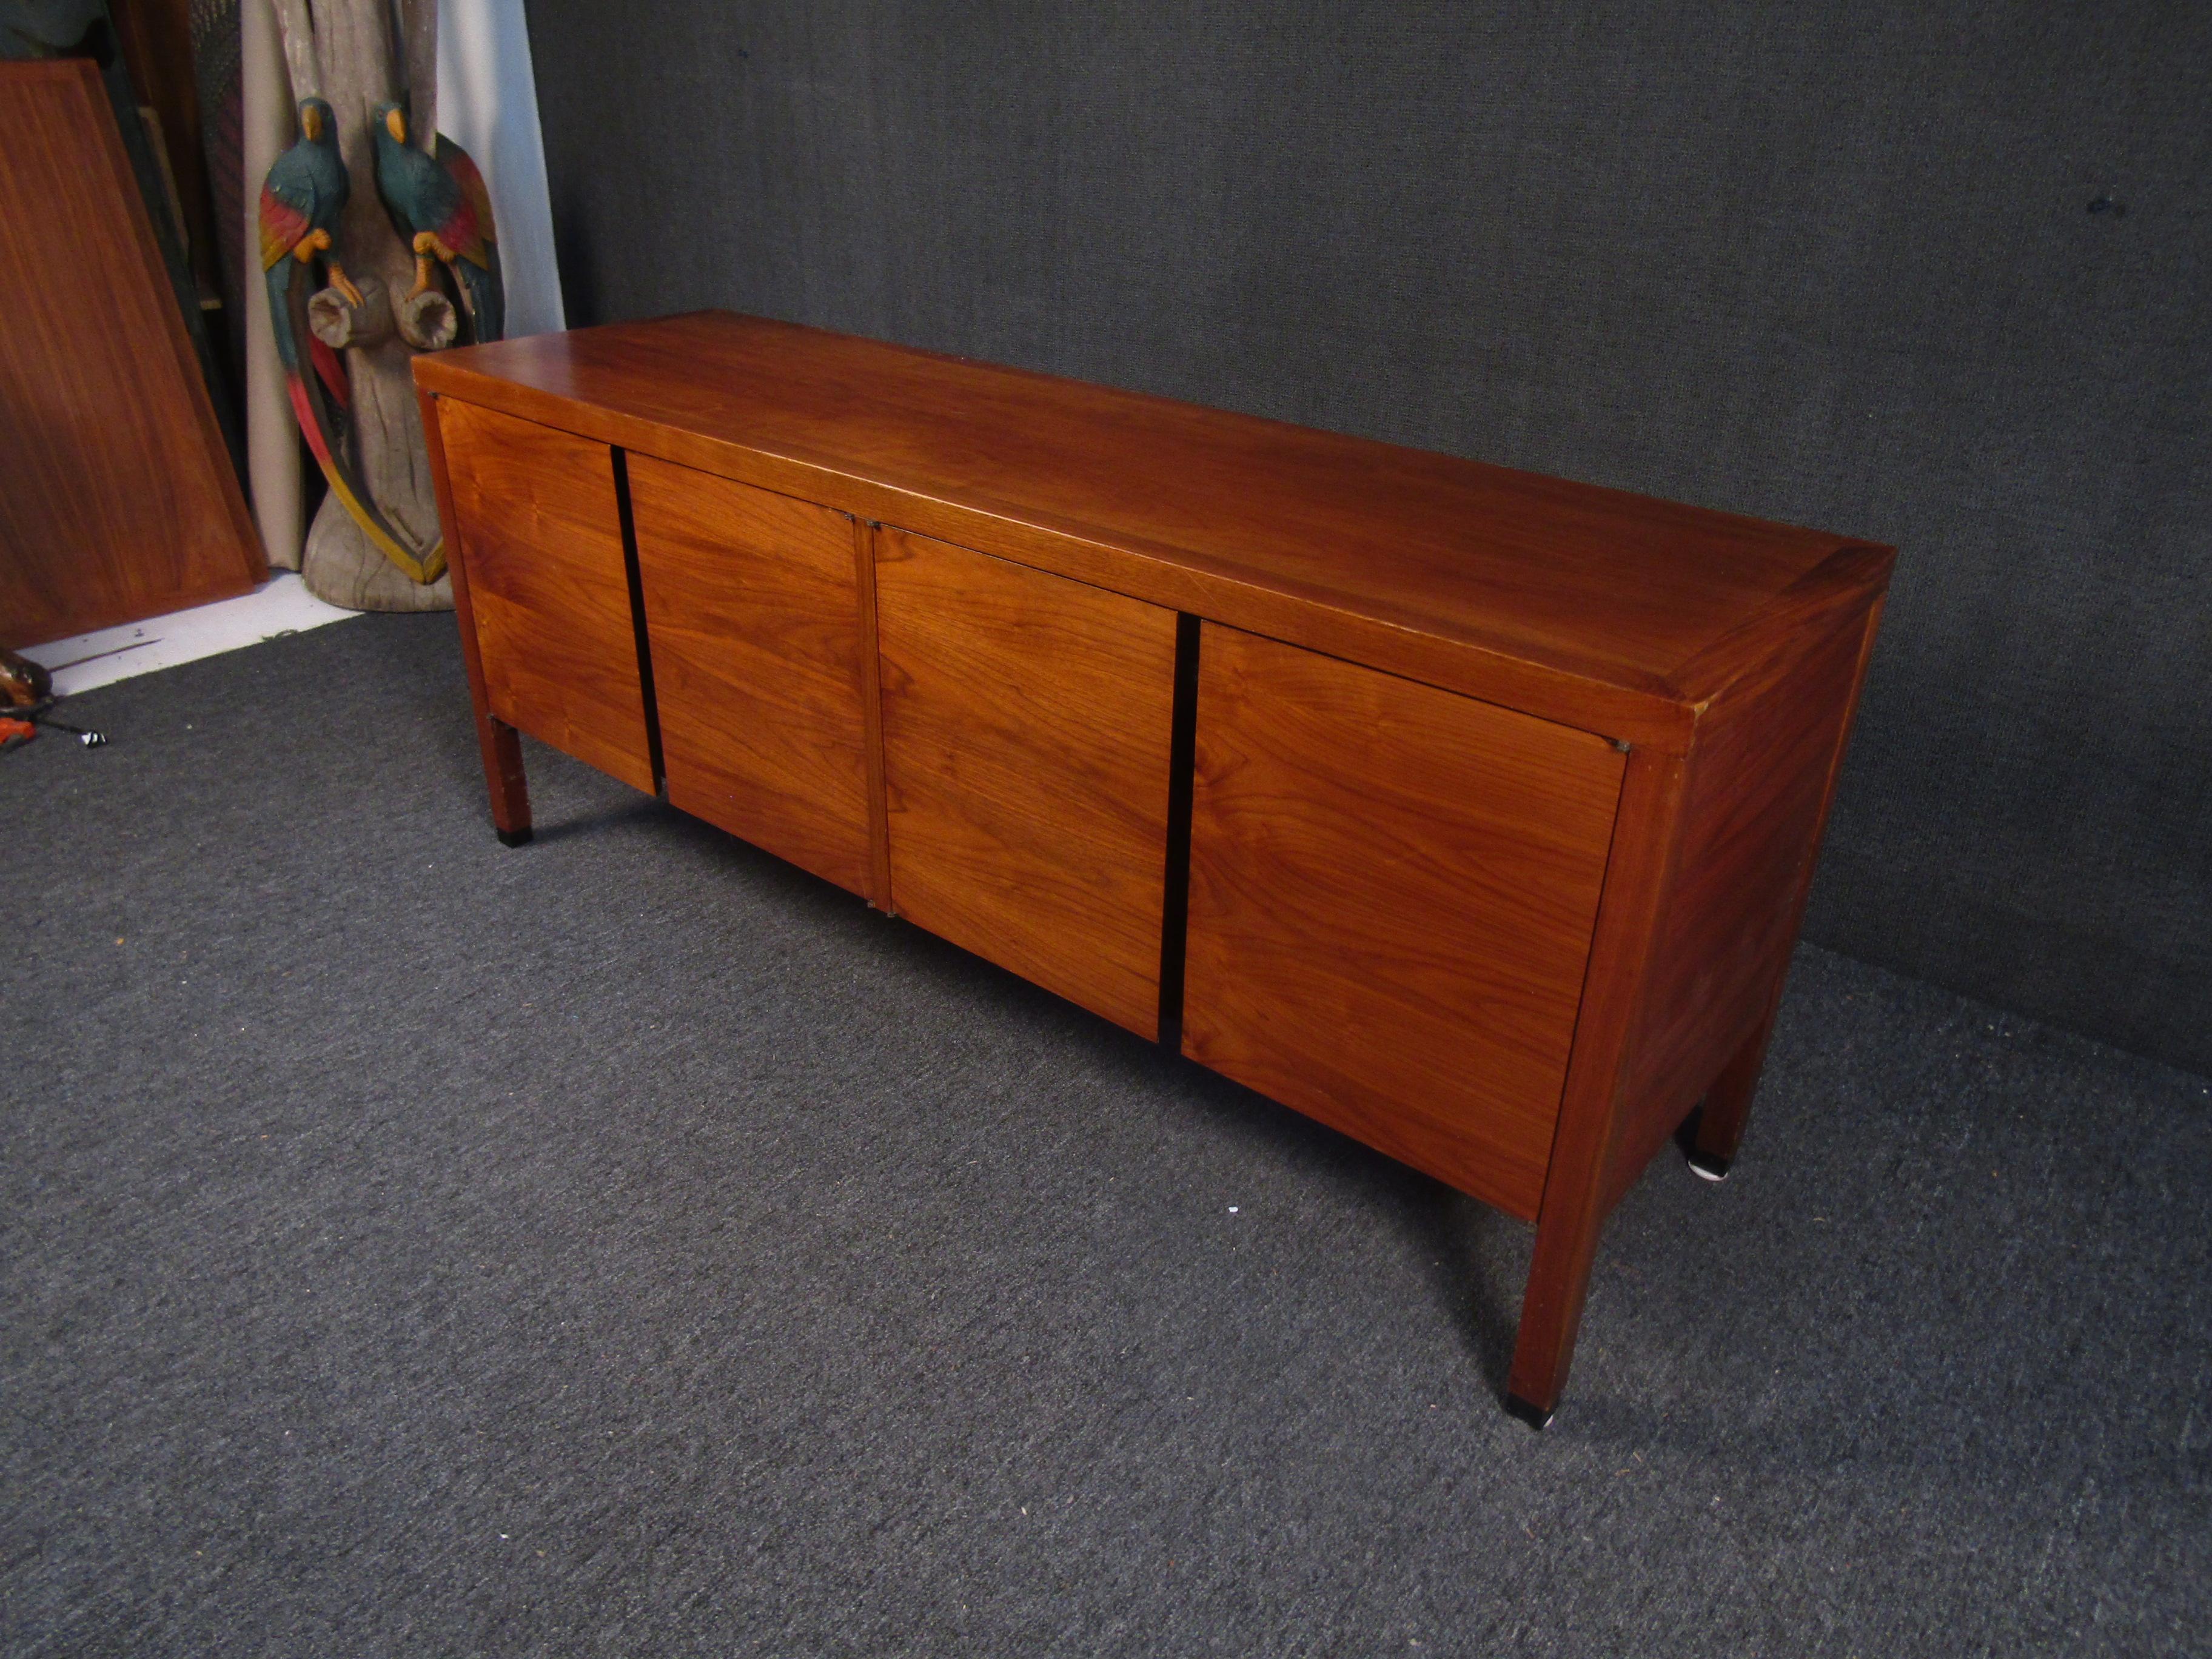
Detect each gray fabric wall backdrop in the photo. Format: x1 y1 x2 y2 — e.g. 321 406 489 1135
520 2 2210 1075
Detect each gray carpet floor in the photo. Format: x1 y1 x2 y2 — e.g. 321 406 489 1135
2 614 2207 1657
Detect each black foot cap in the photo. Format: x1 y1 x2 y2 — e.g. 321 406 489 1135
497 826 534 848
1503 1393 1555 1433
1684 1147 1732 1183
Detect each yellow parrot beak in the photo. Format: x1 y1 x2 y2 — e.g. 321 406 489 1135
303 104 322 140
384 108 406 143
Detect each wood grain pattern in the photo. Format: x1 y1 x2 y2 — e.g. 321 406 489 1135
418 387 530 840
1678 595 1887 1178
417 312 1897 751
628 454 874 895
0 59 263 650
437 399 652 793
876 528 1178 1038
1508 591 1883 1416
418 316 1897 1424
1182 625 1625 1220
1603 598 1883 1211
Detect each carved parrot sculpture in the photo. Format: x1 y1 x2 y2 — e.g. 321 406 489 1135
259 98 358 412
370 101 504 346
259 96 445 586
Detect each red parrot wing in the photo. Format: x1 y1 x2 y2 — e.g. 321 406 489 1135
276 278 348 455
259 184 310 270
308 333 349 412
434 139 498 269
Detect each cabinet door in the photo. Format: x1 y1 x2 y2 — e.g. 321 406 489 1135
439 400 652 793
1183 625 1624 1219
876 528 1178 1038
628 456 874 896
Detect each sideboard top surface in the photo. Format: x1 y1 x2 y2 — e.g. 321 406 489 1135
418 311 1891 739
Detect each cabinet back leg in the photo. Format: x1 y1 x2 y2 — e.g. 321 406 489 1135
1686 1016 1775 1180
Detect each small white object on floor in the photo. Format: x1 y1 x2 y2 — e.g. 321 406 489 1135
19 575 359 697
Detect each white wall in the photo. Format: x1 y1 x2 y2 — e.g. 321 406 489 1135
437 0 565 338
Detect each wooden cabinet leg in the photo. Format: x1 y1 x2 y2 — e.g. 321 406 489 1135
1511 1011 1765 1426
478 712 533 846
1502 745 1689 1430
1684 1016 1773 1181
1504 1199 1603 1431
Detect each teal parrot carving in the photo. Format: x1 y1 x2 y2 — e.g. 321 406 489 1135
369 101 504 344
258 96 359 390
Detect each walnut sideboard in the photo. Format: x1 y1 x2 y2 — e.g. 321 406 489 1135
414 311 1892 1427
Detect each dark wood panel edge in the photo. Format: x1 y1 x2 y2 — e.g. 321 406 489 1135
1155 614 1202 1051
855 518 895 912
408 374 1698 752
417 387 531 843
1682 593 1888 1176
9 575 263 653
609 448 668 799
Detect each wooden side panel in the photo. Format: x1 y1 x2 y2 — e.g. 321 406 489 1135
1183 625 1625 1220
876 528 1178 1039
438 399 652 793
628 455 873 895
419 388 531 840
0 60 263 649
1602 600 1882 1208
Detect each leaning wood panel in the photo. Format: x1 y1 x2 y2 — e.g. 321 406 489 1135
1182 625 1625 1220
437 399 652 793
0 59 262 649
876 529 1179 1039
628 455 874 896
